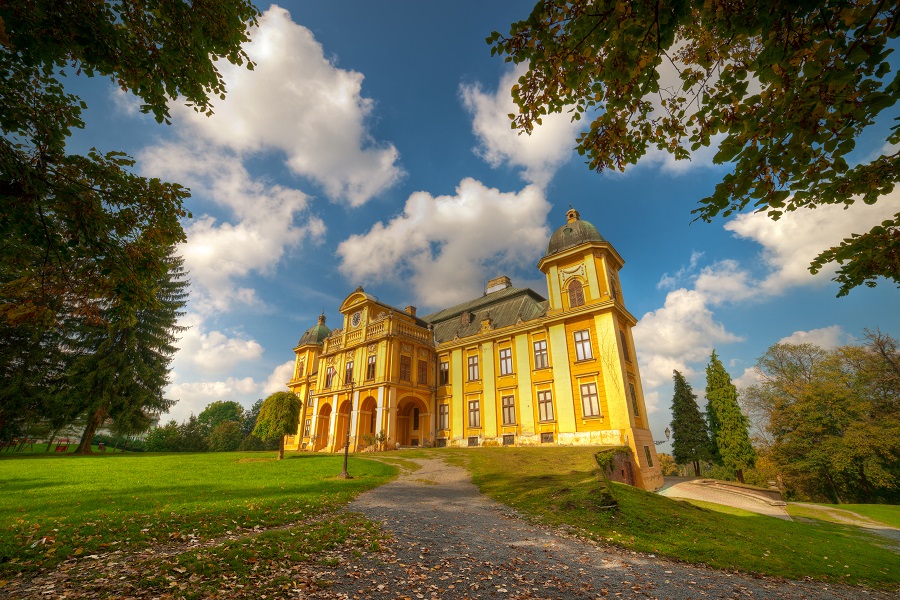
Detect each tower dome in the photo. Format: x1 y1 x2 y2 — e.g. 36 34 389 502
546 207 605 256
297 313 331 346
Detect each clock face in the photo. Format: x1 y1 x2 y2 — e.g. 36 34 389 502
351 311 362 328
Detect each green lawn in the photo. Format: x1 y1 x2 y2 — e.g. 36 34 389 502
439 446 899 588
806 504 900 529
0 451 395 577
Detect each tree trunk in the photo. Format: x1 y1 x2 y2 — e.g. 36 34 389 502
693 460 700 477
122 438 129 453
278 436 285 460
736 468 745 484
76 408 107 454
824 470 844 504
45 431 57 452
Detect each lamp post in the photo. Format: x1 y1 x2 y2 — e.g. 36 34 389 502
338 376 354 479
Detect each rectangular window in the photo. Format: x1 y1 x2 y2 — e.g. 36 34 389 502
540 432 554 444
503 434 515 446
537 390 554 422
580 382 601 417
468 400 481 428
308 389 314 407
303 419 311 437
366 355 376 380
644 445 654 467
467 355 479 381
439 361 449 385
436 438 447 448
467 436 479 447
499 347 513 375
418 359 428 384
533 340 548 369
439 404 449 430
629 381 640 417
574 329 593 361
501 395 516 425
620 330 631 362
324 366 335 388
345 360 354 385
400 355 412 381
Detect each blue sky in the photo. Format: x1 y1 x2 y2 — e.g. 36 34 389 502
68 1 899 447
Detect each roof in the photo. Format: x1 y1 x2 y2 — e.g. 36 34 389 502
422 286 549 344
546 209 605 257
297 315 332 347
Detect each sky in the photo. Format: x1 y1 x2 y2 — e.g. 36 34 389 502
68 1 899 450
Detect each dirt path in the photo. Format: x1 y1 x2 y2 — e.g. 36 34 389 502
791 503 900 545
321 458 893 600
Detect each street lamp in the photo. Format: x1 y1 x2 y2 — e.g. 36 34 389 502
338 376 354 479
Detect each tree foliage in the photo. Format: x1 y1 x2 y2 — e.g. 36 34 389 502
208 420 243 452
490 1 900 295
670 369 711 476
198 400 246 434
744 331 900 502
706 350 755 483
253 392 300 460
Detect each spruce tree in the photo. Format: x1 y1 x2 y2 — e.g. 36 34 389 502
670 370 711 476
705 350 756 483
71 249 188 453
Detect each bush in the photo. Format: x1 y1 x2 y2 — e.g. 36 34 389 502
208 421 243 452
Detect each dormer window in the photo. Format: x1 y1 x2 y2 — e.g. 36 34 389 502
568 280 585 308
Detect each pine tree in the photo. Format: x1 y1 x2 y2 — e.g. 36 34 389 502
670 370 711 476
706 350 756 483
71 249 188 453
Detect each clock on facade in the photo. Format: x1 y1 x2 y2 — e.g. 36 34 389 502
350 311 362 328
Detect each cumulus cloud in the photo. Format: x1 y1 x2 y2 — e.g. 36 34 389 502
164 377 259 423
777 325 847 349
461 67 580 187
141 144 325 313
169 5 402 206
726 191 900 293
263 360 297 395
171 313 265 376
337 179 552 308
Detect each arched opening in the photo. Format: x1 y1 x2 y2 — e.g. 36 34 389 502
333 400 352 453
357 396 378 449
568 279 585 307
314 404 332 451
396 397 430 447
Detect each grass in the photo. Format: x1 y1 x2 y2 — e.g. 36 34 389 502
0 450 395 577
445 445 899 588
787 503 900 528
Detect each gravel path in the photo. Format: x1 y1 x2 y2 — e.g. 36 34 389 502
325 458 893 600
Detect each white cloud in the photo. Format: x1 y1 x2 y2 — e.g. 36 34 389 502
263 360 296 395
164 377 259 423
733 367 763 390
172 313 265 376
170 5 402 206
141 144 325 313
461 67 580 187
726 191 900 293
777 325 846 349
337 179 551 308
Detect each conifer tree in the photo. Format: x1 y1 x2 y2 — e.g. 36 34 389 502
706 350 756 483
670 370 711 477
71 249 188 453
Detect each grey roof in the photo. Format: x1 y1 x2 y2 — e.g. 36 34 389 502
546 218 605 256
423 286 549 344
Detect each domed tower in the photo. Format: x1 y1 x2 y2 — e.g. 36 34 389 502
537 207 662 491
285 314 332 451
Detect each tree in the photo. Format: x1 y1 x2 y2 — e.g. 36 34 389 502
209 420 243 452
242 398 265 437
670 370 711 476
252 392 301 460
1 0 259 328
490 1 900 295
198 401 246 435
70 250 188 454
745 334 900 502
706 350 756 483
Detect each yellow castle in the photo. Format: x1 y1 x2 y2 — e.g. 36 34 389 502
285 208 663 490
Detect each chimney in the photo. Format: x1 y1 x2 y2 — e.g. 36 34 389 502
486 275 512 294
405 305 417 316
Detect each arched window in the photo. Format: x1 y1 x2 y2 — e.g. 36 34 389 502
568 279 585 307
